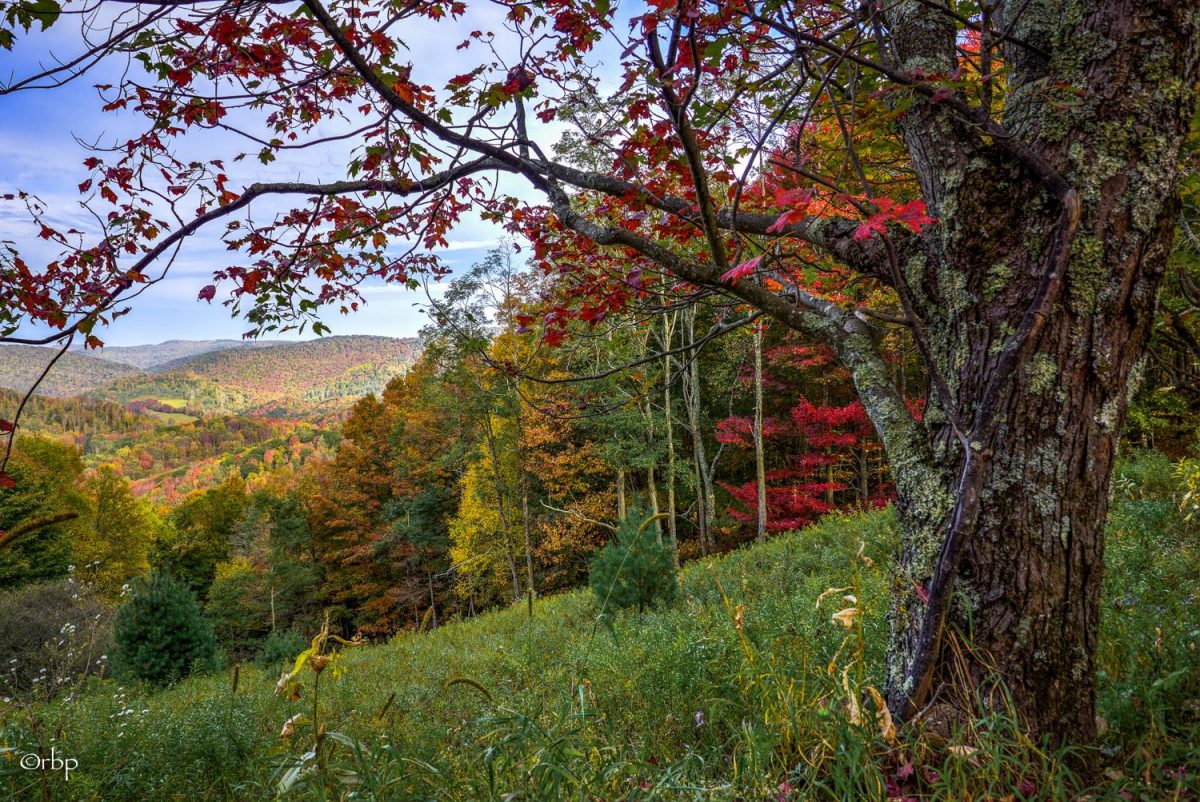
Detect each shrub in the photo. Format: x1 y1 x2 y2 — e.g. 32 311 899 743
588 509 678 614
254 628 308 672
0 575 111 701
112 572 220 687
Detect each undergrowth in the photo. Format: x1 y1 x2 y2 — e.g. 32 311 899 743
1 452 1197 800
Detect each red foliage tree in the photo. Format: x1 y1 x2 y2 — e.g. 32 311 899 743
718 335 892 536
1 0 1196 741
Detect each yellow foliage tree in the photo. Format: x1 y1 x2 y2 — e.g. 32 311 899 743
448 424 524 609
74 466 156 602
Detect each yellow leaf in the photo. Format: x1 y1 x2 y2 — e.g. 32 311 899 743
288 648 314 681
815 586 852 610
866 686 896 743
831 607 860 628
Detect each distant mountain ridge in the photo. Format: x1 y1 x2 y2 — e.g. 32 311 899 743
3 334 421 424
0 344 142 397
70 338 286 370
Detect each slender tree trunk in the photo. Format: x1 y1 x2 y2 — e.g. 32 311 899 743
646 442 662 545
858 448 869 506
505 552 520 602
691 451 708 555
683 309 716 554
482 413 521 601
427 570 438 628
512 378 536 601
641 352 664 544
752 323 768 543
663 312 679 561
615 466 626 520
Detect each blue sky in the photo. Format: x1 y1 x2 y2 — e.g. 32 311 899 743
0 4 551 346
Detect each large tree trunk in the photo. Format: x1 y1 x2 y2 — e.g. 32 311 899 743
880 0 1200 745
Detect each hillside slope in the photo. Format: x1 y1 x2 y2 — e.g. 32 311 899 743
11 499 1197 800
72 339 283 370
157 334 419 390
0 388 156 448
87 335 420 418
0 344 143 397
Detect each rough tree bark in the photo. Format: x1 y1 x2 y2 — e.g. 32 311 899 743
874 0 1200 744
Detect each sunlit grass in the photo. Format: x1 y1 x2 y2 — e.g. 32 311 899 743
1 456 1197 800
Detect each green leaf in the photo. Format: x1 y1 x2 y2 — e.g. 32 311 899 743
27 0 60 31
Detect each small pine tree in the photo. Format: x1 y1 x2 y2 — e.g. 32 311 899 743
113 571 220 687
589 509 678 614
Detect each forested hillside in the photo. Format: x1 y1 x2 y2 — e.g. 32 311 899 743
0 389 155 447
0 336 419 506
1 0 1199 798
0 345 142 397
70 339 281 370
84 335 420 418
117 418 340 503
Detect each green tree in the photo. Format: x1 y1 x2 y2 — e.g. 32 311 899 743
204 556 270 657
589 510 678 615
151 475 248 599
112 571 220 687
75 466 157 601
0 436 86 589
206 490 321 655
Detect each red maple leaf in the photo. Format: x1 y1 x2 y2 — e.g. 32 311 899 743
720 255 761 284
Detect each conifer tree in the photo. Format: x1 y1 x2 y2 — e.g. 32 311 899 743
113 571 220 687
589 509 677 615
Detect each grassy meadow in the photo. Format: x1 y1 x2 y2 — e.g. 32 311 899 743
1 456 1197 801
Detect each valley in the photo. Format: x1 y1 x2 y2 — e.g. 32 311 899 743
0 335 420 502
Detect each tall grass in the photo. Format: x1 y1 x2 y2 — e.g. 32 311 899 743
1 454 1197 800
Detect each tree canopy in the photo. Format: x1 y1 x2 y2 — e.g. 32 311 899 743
1 0 1197 745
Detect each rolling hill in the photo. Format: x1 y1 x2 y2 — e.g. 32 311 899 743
0 387 158 450
0 344 143 397
90 335 420 416
71 339 284 370
6 335 421 500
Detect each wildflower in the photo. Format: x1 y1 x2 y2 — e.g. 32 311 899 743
694 710 705 728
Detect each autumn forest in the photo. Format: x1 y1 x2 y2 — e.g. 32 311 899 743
1 0 1199 799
